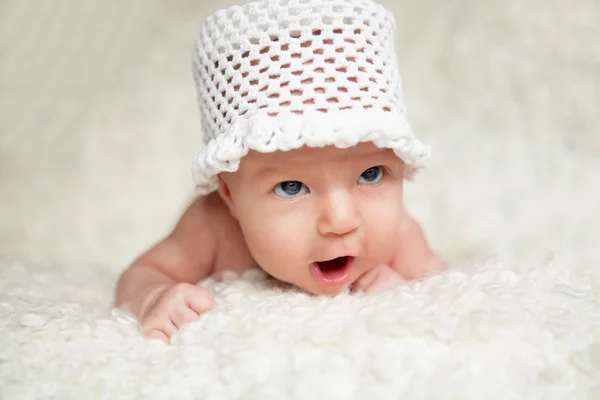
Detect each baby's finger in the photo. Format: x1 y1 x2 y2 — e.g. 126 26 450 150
352 265 384 293
142 318 177 340
144 328 169 343
185 289 214 314
170 306 201 329
366 269 406 294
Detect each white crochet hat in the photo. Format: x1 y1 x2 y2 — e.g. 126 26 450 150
191 0 430 194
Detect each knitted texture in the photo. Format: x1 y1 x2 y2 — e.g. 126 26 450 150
191 0 430 194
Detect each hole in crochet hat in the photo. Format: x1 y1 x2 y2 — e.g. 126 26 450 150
325 77 335 83
312 29 321 36
315 67 325 73
301 78 313 84
290 30 302 39
303 58 314 65
383 107 391 112
327 97 339 103
291 89 303 96
303 98 315 105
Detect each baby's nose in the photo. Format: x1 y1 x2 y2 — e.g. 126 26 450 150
317 190 361 236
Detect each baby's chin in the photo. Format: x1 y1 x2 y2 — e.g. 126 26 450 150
262 271 350 297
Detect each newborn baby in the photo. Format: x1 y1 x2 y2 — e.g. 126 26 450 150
115 0 447 342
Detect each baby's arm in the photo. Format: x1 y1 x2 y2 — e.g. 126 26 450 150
115 195 218 341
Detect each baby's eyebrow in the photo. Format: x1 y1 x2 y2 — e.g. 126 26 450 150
250 164 280 182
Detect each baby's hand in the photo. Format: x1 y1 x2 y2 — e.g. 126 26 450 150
138 283 214 342
352 264 407 294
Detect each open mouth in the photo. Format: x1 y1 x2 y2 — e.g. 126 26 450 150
311 256 354 287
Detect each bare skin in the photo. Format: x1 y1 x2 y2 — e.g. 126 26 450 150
115 143 446 342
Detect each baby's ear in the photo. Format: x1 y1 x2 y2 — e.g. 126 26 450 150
216 174 237 219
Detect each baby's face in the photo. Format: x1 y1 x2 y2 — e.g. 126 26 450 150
219 142 408 296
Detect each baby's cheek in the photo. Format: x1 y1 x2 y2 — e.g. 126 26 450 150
242 214 310 268
364 202 404 256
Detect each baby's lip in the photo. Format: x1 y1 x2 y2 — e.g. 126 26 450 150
311 256 355 287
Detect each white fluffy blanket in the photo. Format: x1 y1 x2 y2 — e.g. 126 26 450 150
2 258 600 399
2 0 600 398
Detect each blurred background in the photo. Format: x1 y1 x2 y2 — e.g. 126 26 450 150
0 0 598 275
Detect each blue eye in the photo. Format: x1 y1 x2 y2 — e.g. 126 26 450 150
358 166 383 185
273 181 308 198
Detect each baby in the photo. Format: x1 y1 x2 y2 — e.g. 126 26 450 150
115 0 446 342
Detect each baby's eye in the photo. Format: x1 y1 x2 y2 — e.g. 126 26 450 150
273 181 308 198
357 166 384 185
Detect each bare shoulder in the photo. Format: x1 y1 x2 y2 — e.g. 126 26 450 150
187 192 256 275
392 211 447 279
